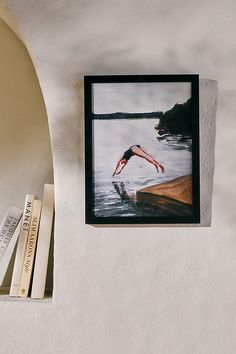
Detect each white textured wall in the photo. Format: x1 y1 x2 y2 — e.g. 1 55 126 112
1 1 236 353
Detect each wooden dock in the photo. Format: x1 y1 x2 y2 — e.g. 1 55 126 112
136 175 192 208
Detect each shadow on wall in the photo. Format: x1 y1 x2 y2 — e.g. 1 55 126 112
75 79 85 164
0 18 54 286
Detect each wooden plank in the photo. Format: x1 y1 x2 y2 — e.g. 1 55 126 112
136 175 192 207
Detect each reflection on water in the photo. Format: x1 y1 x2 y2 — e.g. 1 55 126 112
112 181 136 201
111 181 192 217
93 119 192 217
157 134 192 152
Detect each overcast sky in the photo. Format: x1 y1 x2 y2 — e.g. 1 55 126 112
93 82 191 114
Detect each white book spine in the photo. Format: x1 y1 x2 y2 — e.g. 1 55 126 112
31 184 54 299
0 220 22 286
9 194 35 296
0 206 23 263
18 200 42 297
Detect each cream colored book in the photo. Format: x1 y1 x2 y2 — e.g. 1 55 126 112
31 184 54 299
9 194 35 296
18 200 42 297
0 206 23 263
0 216 22 286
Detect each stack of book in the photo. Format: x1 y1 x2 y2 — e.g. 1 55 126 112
0 184 54 299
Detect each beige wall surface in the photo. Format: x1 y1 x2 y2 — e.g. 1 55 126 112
0 1 236 354
0 13 53 287
0 18 53 221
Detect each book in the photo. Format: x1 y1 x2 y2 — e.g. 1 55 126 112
31 184 54 299
18 200 42 297
9 194 35 296
0 221 22 287
0 206 23 286
0 206 23 262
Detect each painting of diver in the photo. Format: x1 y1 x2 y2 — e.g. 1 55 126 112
84 75 200 224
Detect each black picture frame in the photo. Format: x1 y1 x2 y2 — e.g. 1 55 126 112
85 74 200 225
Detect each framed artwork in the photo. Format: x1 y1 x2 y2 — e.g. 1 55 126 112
84 75 200 224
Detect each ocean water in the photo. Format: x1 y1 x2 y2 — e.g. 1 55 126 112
93 119 192 217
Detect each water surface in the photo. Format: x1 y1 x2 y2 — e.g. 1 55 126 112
93 119 192 217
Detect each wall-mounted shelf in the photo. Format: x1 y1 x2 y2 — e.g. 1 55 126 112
0 287 52 303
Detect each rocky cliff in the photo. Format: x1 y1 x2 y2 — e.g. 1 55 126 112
156 98 192 135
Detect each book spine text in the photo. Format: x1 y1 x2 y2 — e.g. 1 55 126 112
18 200 42 297
9 195 35 296
0 207 23 262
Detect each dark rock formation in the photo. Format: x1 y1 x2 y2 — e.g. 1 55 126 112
156 98 192 135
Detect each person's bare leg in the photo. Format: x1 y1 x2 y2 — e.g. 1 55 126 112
153 158 164 172
143 153 164 173
141 149 164 172
140 148 163 168
132 147 164 173
132 147 163 172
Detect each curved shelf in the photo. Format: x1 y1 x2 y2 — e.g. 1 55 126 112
0 15 54 298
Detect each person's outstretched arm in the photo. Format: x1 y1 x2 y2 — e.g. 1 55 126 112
112 159 122 176
112 159 128 176
116 161 127 175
